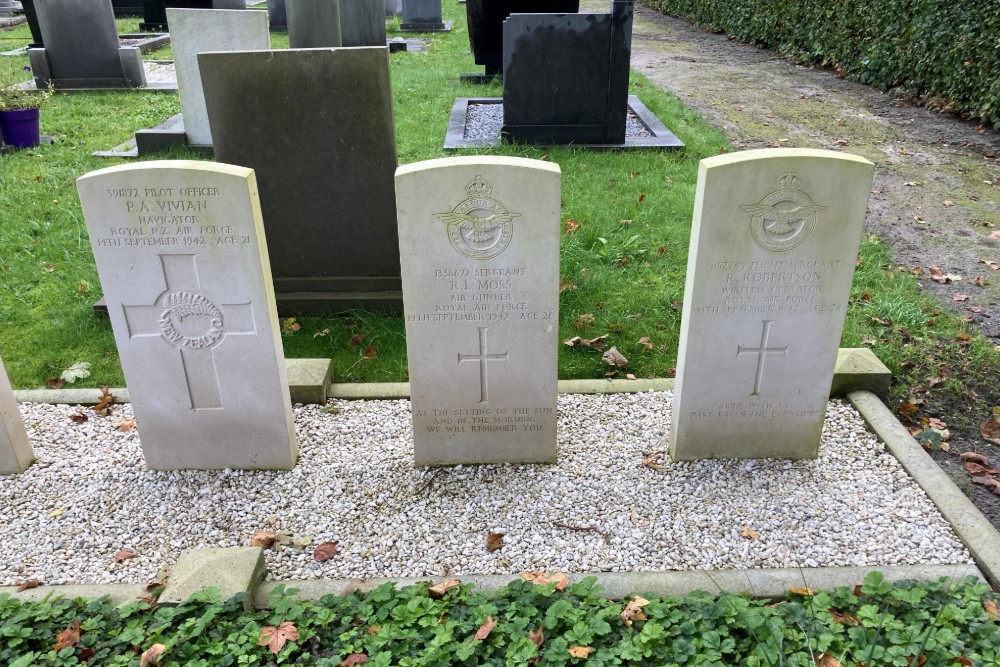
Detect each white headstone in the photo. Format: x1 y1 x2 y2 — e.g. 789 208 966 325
396 156 560 465
0 357 33 474
669 148 875 461
76 161 299 470
167 8 270 147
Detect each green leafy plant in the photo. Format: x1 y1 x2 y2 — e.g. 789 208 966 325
0 66 50 112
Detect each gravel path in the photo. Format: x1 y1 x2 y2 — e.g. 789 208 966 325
0 394 971 586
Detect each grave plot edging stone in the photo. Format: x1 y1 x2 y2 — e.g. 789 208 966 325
848 389 1000 591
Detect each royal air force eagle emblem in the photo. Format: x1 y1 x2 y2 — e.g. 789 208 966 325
434 175 521 260
741 171 826 252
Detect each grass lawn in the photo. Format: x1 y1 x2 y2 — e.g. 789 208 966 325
0 6 997 420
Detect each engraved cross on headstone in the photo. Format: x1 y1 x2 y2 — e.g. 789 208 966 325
457 326 508 404
736 319 788 396
122 254 257 410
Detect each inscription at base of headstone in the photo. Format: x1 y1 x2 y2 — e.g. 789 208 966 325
668 148 876 461
0 357 34 475
396 156 560 465
77 161 299 470
168 8 270 147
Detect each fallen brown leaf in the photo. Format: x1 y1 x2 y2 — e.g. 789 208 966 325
529 628 544 650
789 586 814 596
427 579 461 598
953 294 970 301
741 526 760 540
982 422 1000 447
139 644 166 667
636 336 653 351
340 654 368 666
816 653 843 667
115 419 136 433
114 548 137 564
569 646 595 658
984 598 1000 622
475 615 497 640
620 595 650 627
521 571 570 590
486 531 505 552
828 608 860 625
259 621 299 654
964 461 1000 476
960 452 990 465
348 333 363 348
563 335 608 350
563 218 580 235
639 452 666 470
53 621 81 651
363 345 377 359
69 413 89 424
314 541 341 562
601 347 628 368
250 530 279 549
93 385 115 416
16 579 39 591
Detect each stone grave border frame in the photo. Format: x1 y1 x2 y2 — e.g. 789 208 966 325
4 348 1000 602
444 96 684 150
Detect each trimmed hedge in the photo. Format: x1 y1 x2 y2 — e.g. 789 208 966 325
638 0 1000 129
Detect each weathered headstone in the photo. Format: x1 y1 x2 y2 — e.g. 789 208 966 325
141 0 244 31
200 47 401 313
502 0 631 144
76 161 299 470
669 148 876 461
168 8 270 147
396 156 560 465
385 0 401 16
399 0 450 31
0 357 33 475
340 0 385 46
465 0 578 79
268 0 287 30
27 0 146 89
287 0 342 48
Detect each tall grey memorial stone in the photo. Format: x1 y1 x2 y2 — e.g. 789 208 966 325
396 156 560 465
669 148 875 461
200 47 400 313
0 357 33 475
28 0 146 89
168 9 270 148
340 0 385 46
287 0 342 48
77 161 299 471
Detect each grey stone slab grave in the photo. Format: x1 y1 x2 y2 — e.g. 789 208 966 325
501 0 632 144
463 0 578 81
396 156 560 465
76 161 299 470
340 0 385 46
27 0 146 89
200 47 401 314
141 0 244 31
399 0 451 31
169 8 270 147
669 148 875 461
287 0 342 48
0 356 33 475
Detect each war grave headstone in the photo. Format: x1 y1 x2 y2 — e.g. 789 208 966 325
462 0 579 83
200 47 401 314
28 0 147 90
141 0 244 31
399 0 451 31
268 0 287 30
668 148 876 461
166 8 270 148
287 0 342 48
0 357 34 475
339 0 385 46
396 156 560 465
76 161 299 470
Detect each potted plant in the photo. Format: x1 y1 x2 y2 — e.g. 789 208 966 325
0 65 50 150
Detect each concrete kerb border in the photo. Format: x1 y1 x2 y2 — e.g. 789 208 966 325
8 348 997 606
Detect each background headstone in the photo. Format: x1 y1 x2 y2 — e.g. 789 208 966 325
168 8 270 147
340 0 384 46
200 47 401 313
399 0 449 30
0 357 33 475
385 0 401 16
18 0 43 47
396 156 560 465
28 0 146 89
287 0 342 48
76 161 299 470
141 0 244 31
268 0 287 29
502 0 631 144
669 148 876 461
465 0 578 78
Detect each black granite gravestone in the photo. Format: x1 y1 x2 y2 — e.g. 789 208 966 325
501 0 631 144
200 47 402 314
464 0 578 80
268 0 287 30
140 0 243 31
19 0 42 47
112 0 144 16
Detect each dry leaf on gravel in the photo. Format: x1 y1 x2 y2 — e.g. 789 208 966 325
740 526 760 540
314 541 341 562
139 644 166 667
486 531 505 552
16 579 39 591
259 621 299 654
428 579 461 598
115 419 136 432
639 453 666 470
474 615 497 640
114 548 137 563
250 530 279 549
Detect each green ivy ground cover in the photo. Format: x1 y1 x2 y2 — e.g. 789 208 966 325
2 573 999 666
637 0 1000 131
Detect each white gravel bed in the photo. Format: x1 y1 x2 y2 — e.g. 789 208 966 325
0 393 972 586
464 102 653 141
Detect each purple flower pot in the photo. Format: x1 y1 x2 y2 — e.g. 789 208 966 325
0 108 41 149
